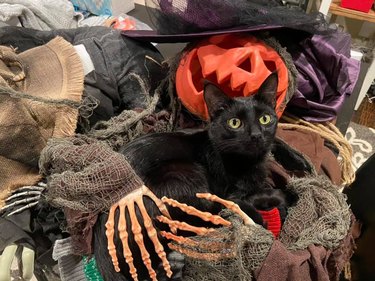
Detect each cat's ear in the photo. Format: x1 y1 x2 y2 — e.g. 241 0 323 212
255 72 278 107
203 80 232 119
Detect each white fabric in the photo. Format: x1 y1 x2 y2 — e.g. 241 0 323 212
0 0 83 30
73 44 95 76
78 14 112 27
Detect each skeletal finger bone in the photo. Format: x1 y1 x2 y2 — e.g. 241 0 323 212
105 203 120 272
157 216 216 236
160 231 200 247
137 197 172 278
196 193 255 226
6 191 42 202
7 202 39 217
127 202 157 281
9 184 45 193
142 186 176 233
162 197 231 227
161 231 232 253
0 196 41 211
118 204 138 281
142 186 170 218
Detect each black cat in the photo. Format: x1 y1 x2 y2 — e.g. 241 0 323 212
94 72 289 280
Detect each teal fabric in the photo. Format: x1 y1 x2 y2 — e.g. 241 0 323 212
83 256 104 281
70 0 112 15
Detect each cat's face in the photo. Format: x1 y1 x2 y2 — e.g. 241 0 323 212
204 73 278 159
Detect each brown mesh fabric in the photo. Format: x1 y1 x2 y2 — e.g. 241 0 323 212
279 177 351 251
39 136 144 213
182 211 274 281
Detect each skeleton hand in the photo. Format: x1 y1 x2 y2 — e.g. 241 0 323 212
105 190 256 280
105 185 174 281
159 193 256 261
0 183 45 216
0 183 45 281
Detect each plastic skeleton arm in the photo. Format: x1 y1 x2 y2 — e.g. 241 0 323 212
106 187 255 281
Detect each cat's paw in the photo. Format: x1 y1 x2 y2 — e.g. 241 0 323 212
248 188 296 222
248 189 287 210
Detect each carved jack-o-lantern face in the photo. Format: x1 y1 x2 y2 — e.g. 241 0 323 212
176 34 289 120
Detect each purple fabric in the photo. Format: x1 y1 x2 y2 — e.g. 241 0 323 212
286 31 360 122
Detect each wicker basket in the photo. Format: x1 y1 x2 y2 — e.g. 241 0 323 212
353 96 375 129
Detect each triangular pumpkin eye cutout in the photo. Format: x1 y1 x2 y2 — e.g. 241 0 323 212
238 59 251 72
197 45 252 89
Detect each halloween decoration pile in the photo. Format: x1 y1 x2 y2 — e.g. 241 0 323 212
0 0 360 280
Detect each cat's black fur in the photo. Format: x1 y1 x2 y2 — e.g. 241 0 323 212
94 73 289 281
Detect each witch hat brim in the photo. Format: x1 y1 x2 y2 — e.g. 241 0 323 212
121 0 332 43
122 24 283 43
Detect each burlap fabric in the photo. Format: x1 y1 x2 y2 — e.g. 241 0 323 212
0 37 84 205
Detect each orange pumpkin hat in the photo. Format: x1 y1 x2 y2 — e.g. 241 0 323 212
176 34 289 120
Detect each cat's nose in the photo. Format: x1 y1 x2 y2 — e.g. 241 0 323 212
250 133 262 141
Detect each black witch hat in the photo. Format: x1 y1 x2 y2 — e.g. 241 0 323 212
123 0 333 42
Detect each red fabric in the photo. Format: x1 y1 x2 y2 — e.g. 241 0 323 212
258 207 282 238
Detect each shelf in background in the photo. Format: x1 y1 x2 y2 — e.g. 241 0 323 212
329 0 375 23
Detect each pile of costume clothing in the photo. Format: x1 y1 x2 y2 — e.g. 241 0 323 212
0 0 150 33
0 0 363 280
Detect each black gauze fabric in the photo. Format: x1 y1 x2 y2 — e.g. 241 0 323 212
146 0 332 35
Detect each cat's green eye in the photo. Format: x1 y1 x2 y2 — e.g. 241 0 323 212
227 118 242 129
259 114 271 125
